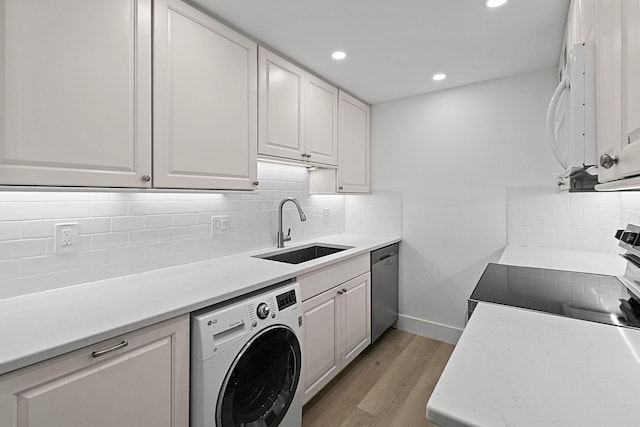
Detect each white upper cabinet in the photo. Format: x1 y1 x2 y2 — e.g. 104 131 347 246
337 91 370 193
305 75 339 166
153 0 258 190
622 0 640 153
0 0 152 188
258 48 306 161
595 0 640 184
258 48 338 166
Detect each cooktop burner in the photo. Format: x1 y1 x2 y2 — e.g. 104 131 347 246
469 263 640 329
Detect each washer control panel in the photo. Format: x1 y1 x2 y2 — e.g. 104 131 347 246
193 281 301 360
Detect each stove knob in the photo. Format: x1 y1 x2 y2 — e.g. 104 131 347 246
622 232 639 245
256 303 270 320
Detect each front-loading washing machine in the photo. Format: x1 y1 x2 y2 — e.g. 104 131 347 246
191 280 303 427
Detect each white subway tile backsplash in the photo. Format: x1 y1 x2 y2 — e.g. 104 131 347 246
583 207 619 219
0 222 21 241
507 187 623 253
0 162 373 298
0 260 20 280
144 215 173 229
129 229 160 245
111 216 145 232
91 232 129 249
0 239 47 261
91 201 128 217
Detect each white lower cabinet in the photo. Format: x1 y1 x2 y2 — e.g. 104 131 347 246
301 271 371 403
0 315 189 427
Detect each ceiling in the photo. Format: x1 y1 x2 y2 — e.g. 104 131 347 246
193 0 570 104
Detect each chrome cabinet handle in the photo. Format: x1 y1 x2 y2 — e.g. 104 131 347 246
599 154 619 169
91 341 128 358
141 174 151 182
253 181 259 186
342 288 347 293
306 153 312 159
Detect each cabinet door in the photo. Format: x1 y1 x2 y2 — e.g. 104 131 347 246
0 315 189 427
596 0 640 182
0 0 152 188
301 288 340 403
337 91 370 193
622 0 640 155
154 0 257 190
305 75 338 166
341 272 371 366
595 0 623 182
258 48 306 162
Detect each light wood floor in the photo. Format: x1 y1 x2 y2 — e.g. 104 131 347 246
302 328 455 427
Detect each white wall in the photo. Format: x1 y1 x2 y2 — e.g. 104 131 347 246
370 68 564 343
0 162 346 299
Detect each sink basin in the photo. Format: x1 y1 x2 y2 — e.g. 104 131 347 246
255 245 352 264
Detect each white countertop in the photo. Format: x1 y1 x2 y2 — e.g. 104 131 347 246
498 245 626 276
427 302 640 427
0 233 400 376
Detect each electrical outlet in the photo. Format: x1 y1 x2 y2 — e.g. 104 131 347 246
55 223 79 253
212 215 230 235
323 209 331 224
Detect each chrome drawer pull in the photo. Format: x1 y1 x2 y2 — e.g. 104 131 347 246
91 340 128 358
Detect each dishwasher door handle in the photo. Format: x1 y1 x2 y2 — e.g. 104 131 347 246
377 253 394 262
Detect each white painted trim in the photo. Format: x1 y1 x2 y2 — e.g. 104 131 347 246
397 314 463 345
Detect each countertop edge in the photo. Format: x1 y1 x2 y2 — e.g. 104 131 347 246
0 233 401 376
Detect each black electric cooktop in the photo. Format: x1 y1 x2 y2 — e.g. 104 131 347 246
469 263 640 329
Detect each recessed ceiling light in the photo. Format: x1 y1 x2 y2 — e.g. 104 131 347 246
331 51 347 61
432 73 447 81
486 0 508 7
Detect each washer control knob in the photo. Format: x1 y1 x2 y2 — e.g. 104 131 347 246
251 320 257 328
256 303 270 319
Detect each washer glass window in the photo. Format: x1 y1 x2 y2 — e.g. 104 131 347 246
217 325 302 426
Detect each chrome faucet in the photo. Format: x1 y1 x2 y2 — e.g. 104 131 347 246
277 198 307 248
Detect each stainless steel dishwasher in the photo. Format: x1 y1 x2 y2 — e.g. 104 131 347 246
371 243 399 343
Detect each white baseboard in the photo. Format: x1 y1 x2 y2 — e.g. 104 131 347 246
397 314 463 345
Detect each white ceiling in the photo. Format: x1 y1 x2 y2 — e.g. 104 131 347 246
193 0 570 104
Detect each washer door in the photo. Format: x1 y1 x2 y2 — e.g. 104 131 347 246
217 325 302 427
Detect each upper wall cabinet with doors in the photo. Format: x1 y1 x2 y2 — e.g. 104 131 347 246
0 0 257 191
153 0 258 190
337 91 370 193
0 0 153 188
258 47 338 167
308 90 371 194
594 0 640 185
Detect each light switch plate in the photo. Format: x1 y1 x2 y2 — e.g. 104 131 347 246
323 209 331 224
212 215 230 235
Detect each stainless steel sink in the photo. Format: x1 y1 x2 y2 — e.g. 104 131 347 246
254 245 352 264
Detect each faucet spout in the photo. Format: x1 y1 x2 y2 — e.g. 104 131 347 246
277 198 307 248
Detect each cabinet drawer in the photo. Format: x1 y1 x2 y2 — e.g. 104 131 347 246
299 254 369 301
